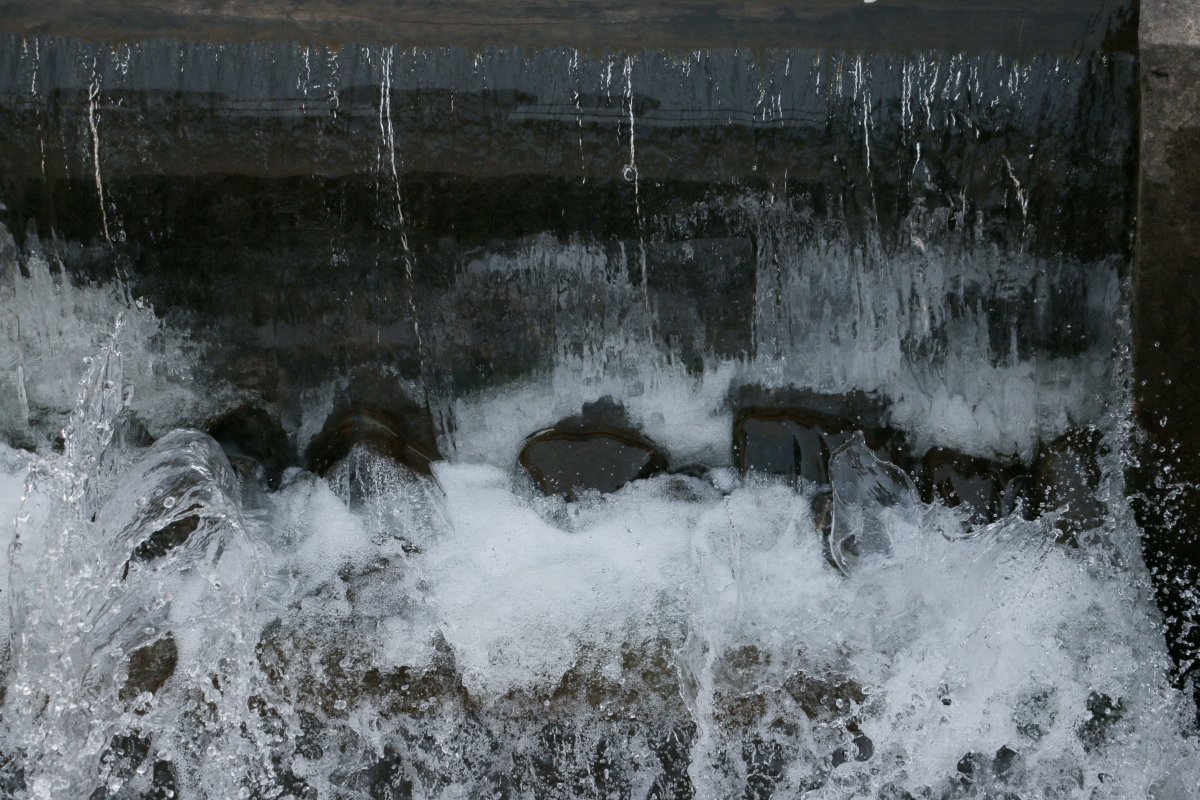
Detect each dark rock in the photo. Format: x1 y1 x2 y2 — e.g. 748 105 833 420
90 734 177 800
528 723 588 797
120 635 178 702
656 473 722 503
742 735 786 798
1077 691 1125 752
731 389 908 486
955 751 984 784
783 671 866 721
919 448 1027 524
206 405 295 489
992 745 1021 780
669 463 712 480
811 490 834 540
518 398 668 497
369 745 414 800
1030 428 1106 541
119 430 241 567
1134 36 1200 706
113 410 154 450
132 513 200 562
848 724 874 762
878 783 917 800
147 760 179 800
0 752 24 799
831 722 873 767
307 405 440 477
649 725 695 800
590 736 631 800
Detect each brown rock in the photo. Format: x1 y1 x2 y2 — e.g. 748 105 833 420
120 635 178 702
306 406 439 477
519 398 668 497
206 405 295 489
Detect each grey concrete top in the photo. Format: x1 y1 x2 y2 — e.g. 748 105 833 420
1142 0 1200 47
0 0 1135 53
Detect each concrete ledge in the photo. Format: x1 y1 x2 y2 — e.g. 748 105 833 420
0 0 1136 52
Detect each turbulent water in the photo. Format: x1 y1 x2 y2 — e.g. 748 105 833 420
0 264 1196 799
0 32 1198 800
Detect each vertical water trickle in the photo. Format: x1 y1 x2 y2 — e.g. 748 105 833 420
378 46 429 397
570 49 587 182
326 46 340 120
86 54 111 246
623 54 653 343
298 44 312 115
853 54 881 241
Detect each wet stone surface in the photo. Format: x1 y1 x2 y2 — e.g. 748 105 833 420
919 447 1028 525
112 410 155 450
519 398 669 497
1077 691 1126 753
206 405 295 490
1030 427 1107 541
91 734 178 800
731 390 907 486
131 513 200 562
120 635 178 703
306 405 439 478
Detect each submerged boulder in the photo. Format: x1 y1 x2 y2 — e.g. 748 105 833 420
731 389 907 486
132 514 200 562
1030 427 1107 540
518 398 669 497
206 405 295 489
111 430 242 567
919 447 1027 525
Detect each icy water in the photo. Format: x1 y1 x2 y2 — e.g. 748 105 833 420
1 32 1198 800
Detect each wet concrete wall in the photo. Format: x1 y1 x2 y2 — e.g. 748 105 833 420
0 0 1137 52
1134 0 1200 709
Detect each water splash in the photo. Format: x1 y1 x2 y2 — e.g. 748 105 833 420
3 325 267 798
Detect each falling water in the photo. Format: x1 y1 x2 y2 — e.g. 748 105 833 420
0 32 1196 800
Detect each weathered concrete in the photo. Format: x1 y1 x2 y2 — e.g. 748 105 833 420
0 0 1137 53
1134 0 1200 706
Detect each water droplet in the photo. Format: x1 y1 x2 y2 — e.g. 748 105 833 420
622 164 638 182
163 496 176 509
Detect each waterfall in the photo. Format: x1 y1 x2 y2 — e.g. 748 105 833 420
0 26 1197 800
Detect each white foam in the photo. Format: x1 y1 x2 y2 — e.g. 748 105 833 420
0 443 30 655
318 459 1197 796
